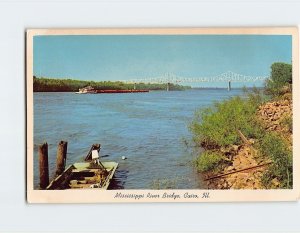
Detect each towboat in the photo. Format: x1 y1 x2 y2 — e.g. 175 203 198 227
75 86 97 94
46 144 118 190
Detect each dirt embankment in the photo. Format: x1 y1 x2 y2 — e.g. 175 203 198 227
205 97 292 190
257 97 292 147
206 143 267 189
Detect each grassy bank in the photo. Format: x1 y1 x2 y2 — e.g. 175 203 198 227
189 62 293 189
33 76 191 92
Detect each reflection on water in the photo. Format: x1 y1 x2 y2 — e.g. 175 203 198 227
33 89 243 189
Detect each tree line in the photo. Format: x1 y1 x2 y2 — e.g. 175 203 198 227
33 76 191 92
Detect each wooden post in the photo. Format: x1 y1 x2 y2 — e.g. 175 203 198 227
38 142 49 189
56 141 68 176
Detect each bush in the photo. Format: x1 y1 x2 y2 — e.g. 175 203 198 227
195 151 224 172
265 62 292 97
281 115 293 133
190 92 264 148
259 133 292 188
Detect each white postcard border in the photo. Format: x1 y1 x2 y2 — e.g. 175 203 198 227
26 27 300 203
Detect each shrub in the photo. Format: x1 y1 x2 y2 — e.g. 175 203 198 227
190 92 264 148
195 151 223 172
259 133 292 188
265 62 292 97
281 115 293 133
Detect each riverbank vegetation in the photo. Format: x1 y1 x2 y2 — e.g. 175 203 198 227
33 76 191 92
190 62 293 189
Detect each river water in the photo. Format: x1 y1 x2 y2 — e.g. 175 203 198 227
33 89 243 189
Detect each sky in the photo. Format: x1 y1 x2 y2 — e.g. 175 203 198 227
33 35 292 88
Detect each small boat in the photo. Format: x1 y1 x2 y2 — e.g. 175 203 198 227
46 144 118 190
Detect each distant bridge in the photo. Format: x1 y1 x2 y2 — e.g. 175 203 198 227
119 71 269 91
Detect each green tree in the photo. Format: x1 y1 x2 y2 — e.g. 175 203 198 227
265 62 292 96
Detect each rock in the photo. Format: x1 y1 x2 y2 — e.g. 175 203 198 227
273 114 279 120
232 145 239 152
227 166 234 171
271 178 280 187
239 158 249 167
220 147 228 153
249 139 255 144
233 159 241 167
237 173 248 179
245 147 251 152
283 100 289 105
223 182 229 189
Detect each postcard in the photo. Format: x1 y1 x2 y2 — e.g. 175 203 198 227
26 28 299 203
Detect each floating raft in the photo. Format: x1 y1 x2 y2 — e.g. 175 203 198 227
46 144 118 190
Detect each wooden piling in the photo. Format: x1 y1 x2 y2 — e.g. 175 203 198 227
38 142 49 189
56 141 68 176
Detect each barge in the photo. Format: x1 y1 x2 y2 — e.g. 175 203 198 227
96 89 149 93
76 86 149 94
